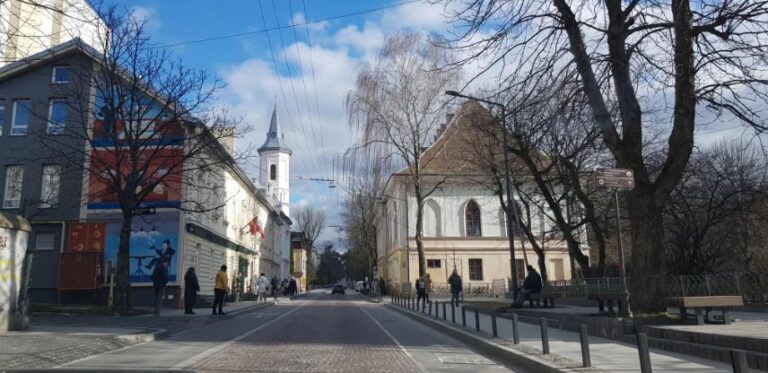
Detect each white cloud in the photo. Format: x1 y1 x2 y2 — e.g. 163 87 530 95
131 6 162 32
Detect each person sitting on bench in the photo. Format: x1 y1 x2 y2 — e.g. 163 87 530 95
515 265 542 306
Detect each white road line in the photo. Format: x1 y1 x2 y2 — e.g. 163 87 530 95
55 333 160 369
170 299 310 370
357 302 430 373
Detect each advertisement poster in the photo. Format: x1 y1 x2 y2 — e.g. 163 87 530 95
68 222 105 252
103 212 180 283
87 148 183 210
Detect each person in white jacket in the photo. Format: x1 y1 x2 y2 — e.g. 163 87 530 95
256 273 270 302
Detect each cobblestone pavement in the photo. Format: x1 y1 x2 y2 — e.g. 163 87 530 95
191 293 517 373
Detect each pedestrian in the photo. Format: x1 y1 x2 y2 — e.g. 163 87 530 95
184 267 200 314
515 265 542 307
257 273 269 302
415 275 427 311
288 277 297 296
271 275 279 299
448 268 462 307
151 260 169 316
213 264 229 315
281 278 289 296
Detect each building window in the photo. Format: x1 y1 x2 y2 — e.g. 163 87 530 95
0 104 5 136
35 232 56 251
52 66 71 83
3 165 24 208
11 99 31 136
469 258 483 281
48 99 67 134
270 164 277 181
40 164 61 208
465 200 482 237
427 259 441 269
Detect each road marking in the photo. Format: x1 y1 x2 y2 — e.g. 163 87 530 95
357 302 429 373
55 329 166 368
170 299 310 370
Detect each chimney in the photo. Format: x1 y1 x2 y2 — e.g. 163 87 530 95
212 126 236 155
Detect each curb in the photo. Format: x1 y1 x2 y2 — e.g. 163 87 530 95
224 301 276 317
386 303 600 373
116 327 169 343
357 293 383 304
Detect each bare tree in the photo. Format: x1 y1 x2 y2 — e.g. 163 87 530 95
665 141 768 274
441 0 768 311
294 205 326 280
346 33 460 277
30 5 241 313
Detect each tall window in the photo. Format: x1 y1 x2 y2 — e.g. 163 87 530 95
40 164 61 208
469 258 483 281
465 200 482 237
11 99 31 136
48 99 67 134
270 164 277 181
52 66 71 83
0 104 5 136
3 165 24 208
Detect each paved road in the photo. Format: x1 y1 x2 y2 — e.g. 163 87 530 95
64 292 526 372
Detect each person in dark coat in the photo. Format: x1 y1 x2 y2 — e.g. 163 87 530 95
448 269 463 307
271 275 280 299
515 265 543 306
184 267 200 314
288 277 298 296
151 261 169 316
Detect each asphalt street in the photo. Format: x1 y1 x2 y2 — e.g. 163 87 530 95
61 291 526 372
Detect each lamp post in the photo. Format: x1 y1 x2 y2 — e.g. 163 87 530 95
445 90 520 300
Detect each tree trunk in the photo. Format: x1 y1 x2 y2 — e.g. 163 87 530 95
115 211 133 313
628 190 667 312
414 194 426 277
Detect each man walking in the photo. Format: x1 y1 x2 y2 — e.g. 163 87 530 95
271 275 280 299
213 265 229 315
257 273 269 302
515 265 543 307
184 267 200 314
151 261 169 316
288 277 297 297
415 275 427 311
448 269 462 307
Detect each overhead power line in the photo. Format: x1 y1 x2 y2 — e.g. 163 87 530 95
154 0 422 49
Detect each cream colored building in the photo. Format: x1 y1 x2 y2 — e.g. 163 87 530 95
376 102 588 293
1 0 107 67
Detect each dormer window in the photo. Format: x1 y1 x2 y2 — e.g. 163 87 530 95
52 66 71 84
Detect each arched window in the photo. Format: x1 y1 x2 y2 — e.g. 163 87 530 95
465 200 482 237
270 164 277 181
424 199 442 237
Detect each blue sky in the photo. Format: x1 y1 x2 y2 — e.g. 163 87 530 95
119 0 456 248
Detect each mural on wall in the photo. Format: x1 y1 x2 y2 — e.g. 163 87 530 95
68 222 105 252
102 212 180 284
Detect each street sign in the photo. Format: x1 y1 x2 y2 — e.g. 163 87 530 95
596 168 635 190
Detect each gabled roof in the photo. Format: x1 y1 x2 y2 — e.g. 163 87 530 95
258 104 292 155
0 38 102 82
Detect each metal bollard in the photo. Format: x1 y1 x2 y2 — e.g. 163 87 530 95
475 309 481 332
731 350 749 373
428 300 432 315
462 306 467 327
451 303 456 323
443 302 447 321
579 324 591 368
491 310 498 337
512 312 520 344
637 332 652 373
540 317 550 354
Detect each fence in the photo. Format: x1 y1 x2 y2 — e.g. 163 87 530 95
544 272 768 303
386 279 506 298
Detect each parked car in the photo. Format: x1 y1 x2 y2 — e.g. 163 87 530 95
332 284 345 294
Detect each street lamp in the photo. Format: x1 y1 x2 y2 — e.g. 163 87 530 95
445 90 520 301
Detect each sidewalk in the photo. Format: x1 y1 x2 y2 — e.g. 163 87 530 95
134 298 279 317
387 296 733 372
0 324 165 369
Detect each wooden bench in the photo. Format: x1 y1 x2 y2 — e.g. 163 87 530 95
667 296 744 325
527 292 562 308
588 292 630 316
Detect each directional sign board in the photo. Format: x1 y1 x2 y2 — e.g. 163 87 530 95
596 168 635 190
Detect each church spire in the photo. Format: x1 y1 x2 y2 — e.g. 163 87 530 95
258 104 292 155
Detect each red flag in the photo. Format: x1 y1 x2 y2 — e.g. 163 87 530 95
246 217 266 239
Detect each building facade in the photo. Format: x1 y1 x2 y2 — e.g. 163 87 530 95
376 102 588 293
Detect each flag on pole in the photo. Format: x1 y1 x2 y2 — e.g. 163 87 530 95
244 216 266 239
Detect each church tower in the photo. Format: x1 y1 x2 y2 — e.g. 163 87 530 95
258 105 292 216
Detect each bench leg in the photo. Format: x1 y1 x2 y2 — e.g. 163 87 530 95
722 308 730 325
608 300 615 315
598 300 605 313
679 306 687 321
550 298 555 308
695 309 704 325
